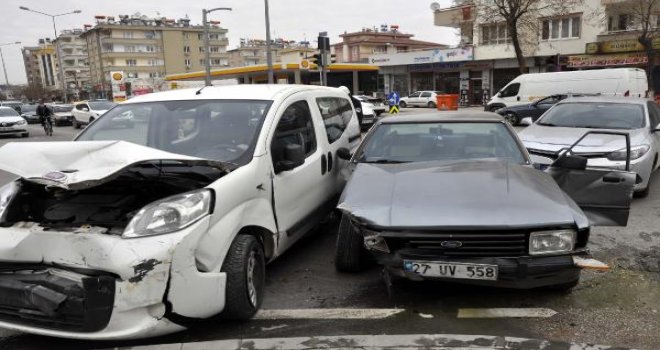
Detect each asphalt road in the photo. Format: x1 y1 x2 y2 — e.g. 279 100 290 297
0 114 658 350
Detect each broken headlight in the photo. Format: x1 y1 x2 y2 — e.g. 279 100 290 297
529 230 576 255
122 189 213 238
0 181 19 221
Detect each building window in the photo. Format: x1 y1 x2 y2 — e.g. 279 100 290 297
481 23 511 45
145 31 156 39
350 46 359 60
146 45 155 52
210 46 220 53
123 31 133 39
125 45 136 52
198 33 203 40
183 33 189 39
183 46 191 53
126 59 137 66
373 46 387 54
199 59 206 66
541 16 581 40
209 33 219 40
199 46 205 53
184 59 191 67
608 14 633 32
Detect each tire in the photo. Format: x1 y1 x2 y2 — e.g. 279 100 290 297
73 118 80 129
399 101 407 108
428 101 437 109
335 214 366 272
504 112 520 125
221 235 265 319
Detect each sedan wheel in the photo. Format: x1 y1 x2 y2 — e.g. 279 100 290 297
399 101 407 108
504 112 519 125
428 101 437 109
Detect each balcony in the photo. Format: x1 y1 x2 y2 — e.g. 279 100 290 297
101 51 162 58
100 36 160 44
433 4 474 28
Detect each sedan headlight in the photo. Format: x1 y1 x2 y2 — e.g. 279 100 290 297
16 120 27 126
0 182 19 220
529 230 576 255
122 189 213 238
606 145 650 161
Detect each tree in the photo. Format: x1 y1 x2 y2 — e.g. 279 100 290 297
458 0 584 73
21 83 46 102
607 0 659 94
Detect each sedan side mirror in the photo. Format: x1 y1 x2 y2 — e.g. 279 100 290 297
275 144 305 173
520 117 533 126
337 147 352 160
553 154 588 171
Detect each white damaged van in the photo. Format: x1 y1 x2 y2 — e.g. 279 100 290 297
485 68 648 111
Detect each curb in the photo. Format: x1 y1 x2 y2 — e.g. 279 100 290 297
111 334 635 350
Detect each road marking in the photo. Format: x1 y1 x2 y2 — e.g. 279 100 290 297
254 308 404 320
457 308 558 318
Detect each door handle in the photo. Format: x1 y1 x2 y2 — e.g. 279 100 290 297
603 175 624 183
327 152 333 172
321 154 327 175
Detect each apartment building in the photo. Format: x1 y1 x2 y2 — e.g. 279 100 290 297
82 15 229 98
227 38 304 67
333 25 448 64
22 39 60 95
54 29 91 100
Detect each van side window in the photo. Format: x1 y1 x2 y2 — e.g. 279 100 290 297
316 97 353 144
500 83 520 98
271 101 317 166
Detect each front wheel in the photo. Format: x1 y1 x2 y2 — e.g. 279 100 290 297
335 214 366 272
73 118 80 129
428 101 437 109
399 101 407 108
221 235 265 319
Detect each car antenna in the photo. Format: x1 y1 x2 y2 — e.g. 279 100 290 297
196 85 209 95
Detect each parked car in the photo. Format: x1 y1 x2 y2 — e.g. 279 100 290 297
486 68 648 111
19 104 40 124
72 100 117 129
519 96 659 197
495 93 599 125
334 112 634 291
0 106 28 138
50 104 74 126
399 91 442 108
0 85 361 340
353 95 385 130
355 95 386 116
0 101 23 114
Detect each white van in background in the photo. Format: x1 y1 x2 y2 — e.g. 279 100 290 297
485 68 648 111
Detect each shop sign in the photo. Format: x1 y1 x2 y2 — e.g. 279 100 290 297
408 62 463 72
369 46 474 67
586 38 660 54
567 52 647 68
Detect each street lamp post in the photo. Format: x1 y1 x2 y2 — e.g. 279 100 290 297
0 42 21 98
202 7 232 87
19 6 81 103
264 0 274 84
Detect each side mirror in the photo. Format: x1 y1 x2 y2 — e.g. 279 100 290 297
520 117 533 126
337 147 352 160
553 154 588 171
275 144 305 173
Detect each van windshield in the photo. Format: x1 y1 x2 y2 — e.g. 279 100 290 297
538 102 645 130
76 100 272 166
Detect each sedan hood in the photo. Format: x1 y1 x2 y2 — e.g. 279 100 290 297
520 125 649 154
0 141 228 190
338 161 577 229
0 117 26 124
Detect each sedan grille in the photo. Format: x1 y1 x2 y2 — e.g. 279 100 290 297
0 122 17 127
380 231 528 257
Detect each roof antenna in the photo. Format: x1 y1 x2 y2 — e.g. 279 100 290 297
196 85 208 95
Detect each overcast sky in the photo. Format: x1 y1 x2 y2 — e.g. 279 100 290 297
0 0 456 85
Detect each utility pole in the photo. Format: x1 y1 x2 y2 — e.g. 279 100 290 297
318 32 330 86
202 7 232 87
264 0 274 84
0 42 20 98
19 6 81 103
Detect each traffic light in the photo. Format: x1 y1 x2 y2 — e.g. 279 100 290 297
310 53 322 66
330 54 336 64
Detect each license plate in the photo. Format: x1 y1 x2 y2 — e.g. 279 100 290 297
0 127 10 131
404 261 498 281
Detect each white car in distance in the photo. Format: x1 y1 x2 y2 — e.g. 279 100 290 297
72 100 117 129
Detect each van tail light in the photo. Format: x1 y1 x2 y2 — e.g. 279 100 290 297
624 90 630 97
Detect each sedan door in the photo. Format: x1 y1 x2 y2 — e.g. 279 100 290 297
546 131 635 226
407 92 421 106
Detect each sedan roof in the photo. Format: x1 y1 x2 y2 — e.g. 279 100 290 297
379 111 504 124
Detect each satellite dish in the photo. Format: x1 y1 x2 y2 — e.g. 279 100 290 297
430 2 441 11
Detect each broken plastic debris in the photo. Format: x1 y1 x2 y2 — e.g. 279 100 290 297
573 256 610 271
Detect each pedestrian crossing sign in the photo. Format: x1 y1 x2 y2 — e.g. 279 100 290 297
389 105 399 114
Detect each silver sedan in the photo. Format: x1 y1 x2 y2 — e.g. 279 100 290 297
519 97 660 196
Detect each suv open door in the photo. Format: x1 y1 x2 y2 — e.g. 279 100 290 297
546 131 635 226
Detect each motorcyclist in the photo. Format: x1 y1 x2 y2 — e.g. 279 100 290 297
36 99 53 136
339 86 363 126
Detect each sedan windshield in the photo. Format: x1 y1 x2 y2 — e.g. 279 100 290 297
538 102 646 129
356 122 526 164
77 100 272 166
88 101 116 110
52 105 73 113
0 108 19 117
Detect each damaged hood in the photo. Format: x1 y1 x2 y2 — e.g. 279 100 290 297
338 160 578 230
0 141 228 190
